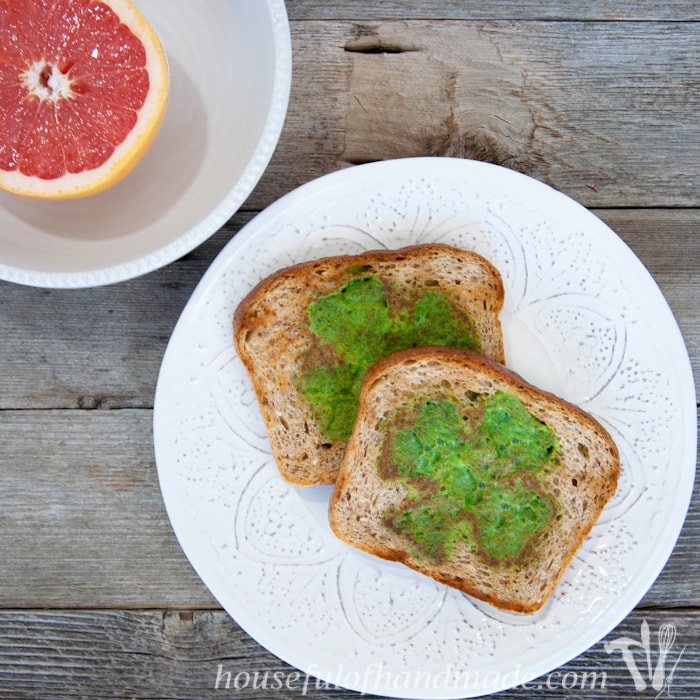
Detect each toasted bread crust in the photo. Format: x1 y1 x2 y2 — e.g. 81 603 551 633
329 347 620 613
233 244 505 486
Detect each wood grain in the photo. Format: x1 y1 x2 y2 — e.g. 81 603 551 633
286 1 700 22
0 409 697 610
1 210 696 411
0 609 698 699
250 20 700 209
0 409 214 609
0 216 250 411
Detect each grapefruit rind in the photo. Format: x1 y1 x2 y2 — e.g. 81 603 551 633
0 0 169 200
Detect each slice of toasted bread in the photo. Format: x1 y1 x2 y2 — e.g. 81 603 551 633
234 244 505 486
329 346 620 613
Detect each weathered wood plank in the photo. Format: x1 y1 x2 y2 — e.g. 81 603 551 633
0 409 697 609
0 215 250 411
0 608 697 699
285 0 700 22
1 209 696 410
251 20 700 209
0 409 215 609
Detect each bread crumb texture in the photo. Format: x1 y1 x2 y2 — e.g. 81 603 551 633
329 347 620 614
234 245 505 486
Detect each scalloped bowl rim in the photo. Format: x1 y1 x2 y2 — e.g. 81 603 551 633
0 0 292 288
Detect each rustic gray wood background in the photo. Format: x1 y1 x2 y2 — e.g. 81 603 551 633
1 1 698 698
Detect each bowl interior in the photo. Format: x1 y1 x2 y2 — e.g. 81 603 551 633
0 0 289 286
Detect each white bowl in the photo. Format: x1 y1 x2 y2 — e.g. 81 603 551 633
0 0 291 288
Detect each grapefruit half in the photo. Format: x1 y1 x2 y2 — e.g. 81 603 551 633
0 0 169 199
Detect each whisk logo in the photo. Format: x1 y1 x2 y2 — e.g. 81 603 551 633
605 621 685 696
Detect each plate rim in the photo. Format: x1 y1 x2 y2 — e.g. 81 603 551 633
154 156 697 699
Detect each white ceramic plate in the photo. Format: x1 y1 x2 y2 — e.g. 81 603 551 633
0 0 291 288
153 158 696 699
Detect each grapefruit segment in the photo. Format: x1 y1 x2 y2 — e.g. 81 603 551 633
0 0 169 199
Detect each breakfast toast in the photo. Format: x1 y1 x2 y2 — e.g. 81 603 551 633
234 244 505 485
328 346 620 613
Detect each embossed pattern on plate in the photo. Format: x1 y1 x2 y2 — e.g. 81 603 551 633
154 158 696 699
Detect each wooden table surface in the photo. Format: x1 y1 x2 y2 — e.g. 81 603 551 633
1 2 698 698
